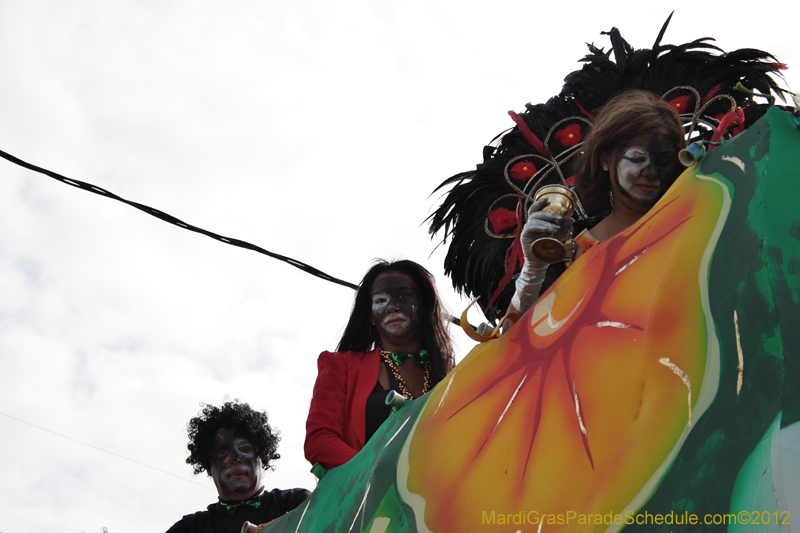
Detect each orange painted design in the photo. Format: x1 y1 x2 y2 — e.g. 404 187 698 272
574 228 600 252
405 168 726 532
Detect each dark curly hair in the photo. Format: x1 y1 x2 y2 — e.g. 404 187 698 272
185 401 281 475
337 259 455 383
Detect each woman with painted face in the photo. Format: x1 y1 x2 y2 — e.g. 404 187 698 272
509 90 686 318
305 259 455 470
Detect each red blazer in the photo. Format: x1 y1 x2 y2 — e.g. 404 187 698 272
304 349 380 470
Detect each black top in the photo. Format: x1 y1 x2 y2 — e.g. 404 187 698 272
165 487 310 533
364 362 403 442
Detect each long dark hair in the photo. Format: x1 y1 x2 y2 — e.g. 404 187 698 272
337 259 455 382
574 90 686 216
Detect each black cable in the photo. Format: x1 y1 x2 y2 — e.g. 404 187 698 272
0 148 472 326
0 411 212 489
0 148 358 290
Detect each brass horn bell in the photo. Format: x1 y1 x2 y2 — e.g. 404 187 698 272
531 184 576 264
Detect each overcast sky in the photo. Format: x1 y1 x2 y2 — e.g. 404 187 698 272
0 2 797 532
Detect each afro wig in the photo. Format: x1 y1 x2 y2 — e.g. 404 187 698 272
185 401 281 475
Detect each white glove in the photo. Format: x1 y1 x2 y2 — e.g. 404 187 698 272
510 198 574 314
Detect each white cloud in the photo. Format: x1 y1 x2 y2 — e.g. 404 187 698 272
0 1 797 531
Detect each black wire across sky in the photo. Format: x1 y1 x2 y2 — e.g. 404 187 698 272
0 147 476 327
0 147 359 290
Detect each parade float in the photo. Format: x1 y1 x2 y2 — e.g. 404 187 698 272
264 17 800 533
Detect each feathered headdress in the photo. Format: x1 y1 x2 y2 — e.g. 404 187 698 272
428 14 790 324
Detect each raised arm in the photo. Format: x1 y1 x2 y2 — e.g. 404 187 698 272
505 198 573 324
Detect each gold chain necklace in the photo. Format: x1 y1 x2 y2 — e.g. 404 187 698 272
380 350 431 400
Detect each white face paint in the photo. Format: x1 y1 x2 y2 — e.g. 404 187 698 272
610 131 680 211
209 428 264 501
370 272 421 348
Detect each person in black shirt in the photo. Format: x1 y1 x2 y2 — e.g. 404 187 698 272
166 401 310 533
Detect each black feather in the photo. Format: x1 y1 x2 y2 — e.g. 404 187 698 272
428 15 790 324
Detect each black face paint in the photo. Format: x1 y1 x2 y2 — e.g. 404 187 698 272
370 273 421 348
612 130 679 210
209 428 263 501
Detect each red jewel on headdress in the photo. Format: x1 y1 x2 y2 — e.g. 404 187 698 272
554 124 582 148
509 160 537 182
668 95 691 113
488 207 517 233
565 175 576 186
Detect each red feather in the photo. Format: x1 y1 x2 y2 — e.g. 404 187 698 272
487 198 526 310
710 108 745 144
508 111 550 156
